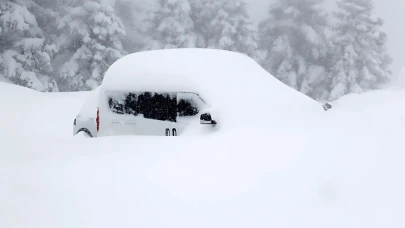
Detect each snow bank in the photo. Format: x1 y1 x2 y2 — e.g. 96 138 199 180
0 82 88 138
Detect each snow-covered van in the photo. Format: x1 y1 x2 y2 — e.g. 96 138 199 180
74 48 322 138
80 51 218 137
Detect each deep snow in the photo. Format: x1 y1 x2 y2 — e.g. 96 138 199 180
1 55 405 227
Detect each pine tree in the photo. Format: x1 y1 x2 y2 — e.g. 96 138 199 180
329 0 392 100
145 0 198 50
0 0 58 91
57 0 127 91
191 0 262 62
258 0 332 100
115 0 150 53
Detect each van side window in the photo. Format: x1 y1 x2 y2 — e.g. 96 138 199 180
124 93 139 115
141 93 176 122
108 92 204 120
108 92 177 122
108 97 124 114
177 93 204 117
178 99 199 116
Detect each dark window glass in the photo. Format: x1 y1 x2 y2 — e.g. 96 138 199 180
108 92 177 122
108 92 202 120
146 93 174 121
178 99 199 116
108 97 124 114
124 93 139 115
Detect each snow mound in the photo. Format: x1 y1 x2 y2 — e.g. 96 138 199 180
0 81 39 97
102 49 323 131
0 82 88 138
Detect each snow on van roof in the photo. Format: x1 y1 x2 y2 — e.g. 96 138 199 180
101 52 202 94
101 49 262 102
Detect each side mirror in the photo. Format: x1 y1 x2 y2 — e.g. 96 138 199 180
323 103 332 111
200 113 217 125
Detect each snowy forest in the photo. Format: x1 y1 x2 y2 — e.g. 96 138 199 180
0 0 392 101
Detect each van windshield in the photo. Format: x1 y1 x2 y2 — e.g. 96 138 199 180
107 92 205 122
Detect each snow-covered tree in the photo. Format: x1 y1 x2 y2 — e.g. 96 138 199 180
115 0 150 53
191 0 263 62
57 0 127 91
258 0 332 100
0 0 58 91
329 0 392 100
145 0 198 50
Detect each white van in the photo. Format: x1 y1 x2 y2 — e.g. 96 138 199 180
74 51 218 137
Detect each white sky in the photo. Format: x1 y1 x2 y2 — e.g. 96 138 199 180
247 0 405 76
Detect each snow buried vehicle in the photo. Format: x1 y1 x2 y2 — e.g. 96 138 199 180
73 48 322 137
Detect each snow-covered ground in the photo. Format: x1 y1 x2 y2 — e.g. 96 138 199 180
1 58 405 227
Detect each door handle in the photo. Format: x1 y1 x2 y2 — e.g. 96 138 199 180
166 128 177 136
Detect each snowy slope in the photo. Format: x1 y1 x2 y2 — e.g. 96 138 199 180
1 51 405 227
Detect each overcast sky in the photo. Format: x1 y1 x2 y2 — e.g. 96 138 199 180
246 0 405 76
